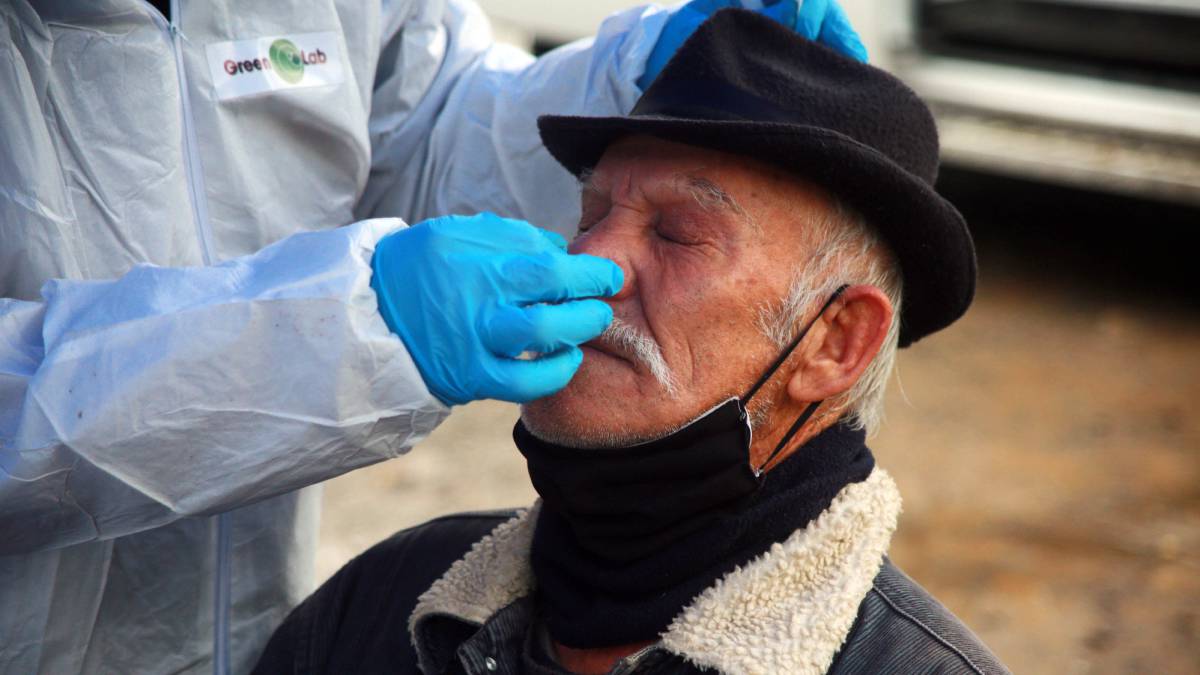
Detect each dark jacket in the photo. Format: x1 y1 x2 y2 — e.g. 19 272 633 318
255 470 1008 674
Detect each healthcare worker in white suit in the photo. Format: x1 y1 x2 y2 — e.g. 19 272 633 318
0 0 864 672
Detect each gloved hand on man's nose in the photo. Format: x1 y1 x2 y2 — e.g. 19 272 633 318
640 0 868 90
371 213 623 406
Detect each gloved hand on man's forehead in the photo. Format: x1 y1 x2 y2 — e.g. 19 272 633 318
640 0 867 90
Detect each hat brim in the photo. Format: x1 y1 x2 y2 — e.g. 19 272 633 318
538 114 976 347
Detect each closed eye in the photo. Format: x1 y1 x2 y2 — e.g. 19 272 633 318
654 226 684 244
653 213 704 246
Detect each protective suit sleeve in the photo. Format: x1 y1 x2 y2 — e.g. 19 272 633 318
357 0 671 236
0 219 448 555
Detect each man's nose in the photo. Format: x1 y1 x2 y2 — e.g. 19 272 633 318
569 229 634 302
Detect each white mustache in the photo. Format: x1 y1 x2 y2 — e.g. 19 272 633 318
595 318 678 396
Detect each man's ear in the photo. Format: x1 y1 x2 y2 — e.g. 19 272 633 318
786 285 894 404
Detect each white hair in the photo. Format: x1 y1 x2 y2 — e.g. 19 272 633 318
599 317 679 397
757 200 903 436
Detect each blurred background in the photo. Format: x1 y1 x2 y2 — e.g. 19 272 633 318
320 2 1200 673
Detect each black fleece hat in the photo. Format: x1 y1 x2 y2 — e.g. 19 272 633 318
538 9 975 347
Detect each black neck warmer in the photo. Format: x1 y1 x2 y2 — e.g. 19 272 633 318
525 421 875 648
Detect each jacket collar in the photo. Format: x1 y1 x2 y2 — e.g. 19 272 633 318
410 468 901 675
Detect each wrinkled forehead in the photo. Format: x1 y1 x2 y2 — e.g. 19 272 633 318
586 135 773 181
582 135 837 230
581 165 753 220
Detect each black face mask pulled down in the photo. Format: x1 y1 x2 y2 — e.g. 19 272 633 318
514 288 875 647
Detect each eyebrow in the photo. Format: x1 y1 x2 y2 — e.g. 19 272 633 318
577 169 759 232
678 175 758 231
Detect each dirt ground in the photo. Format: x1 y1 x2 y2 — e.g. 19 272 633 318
317 172 1200 674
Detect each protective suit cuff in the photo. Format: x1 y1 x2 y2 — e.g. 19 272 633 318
352 219 452 416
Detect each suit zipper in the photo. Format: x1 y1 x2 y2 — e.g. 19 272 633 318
140 2 229 675
166 0 217 267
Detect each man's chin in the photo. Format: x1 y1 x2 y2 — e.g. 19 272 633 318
519 391 715 450
520 398 657 450
519 396 608 449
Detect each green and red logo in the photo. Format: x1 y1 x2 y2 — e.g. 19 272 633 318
222 39 327 82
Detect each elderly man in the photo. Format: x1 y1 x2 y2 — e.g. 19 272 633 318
254 11 1007 675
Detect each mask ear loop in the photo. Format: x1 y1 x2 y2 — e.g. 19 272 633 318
746 285 849 477
754 400 821 477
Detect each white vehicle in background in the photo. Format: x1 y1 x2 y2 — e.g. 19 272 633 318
481 0 1200 206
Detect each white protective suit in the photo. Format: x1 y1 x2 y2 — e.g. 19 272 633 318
0 0 668 672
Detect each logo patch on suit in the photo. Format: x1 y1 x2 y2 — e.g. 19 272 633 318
205 32 344 101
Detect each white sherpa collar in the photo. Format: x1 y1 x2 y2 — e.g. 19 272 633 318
410 468 902 675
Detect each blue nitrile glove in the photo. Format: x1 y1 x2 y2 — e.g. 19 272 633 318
371 213 623 406
639 0 868 90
